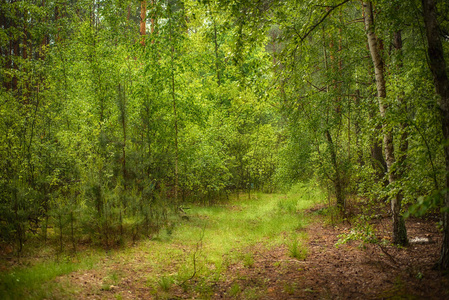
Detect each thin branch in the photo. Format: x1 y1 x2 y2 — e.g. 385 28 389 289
306 80 327 92
345 17 365 25
408 116 440 190
377 243 399 267
179 222 206 286
299 0 352 43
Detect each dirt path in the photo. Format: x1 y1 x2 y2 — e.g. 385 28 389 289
57 212 449 299
186 215 448 299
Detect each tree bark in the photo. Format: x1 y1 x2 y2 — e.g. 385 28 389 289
119 83 127 188
22 12 29 105
326 130 345 209
213 21 221 86
140 0 146 45
370 122 387 180
1 2 10 90
392 30 408 245
150 0 155 35
362 1 407 245
169 4 179 204
421 0 449 269
354 90 364 166
172 57 179 204
322 26 345 211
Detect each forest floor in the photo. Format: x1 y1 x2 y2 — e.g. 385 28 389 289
61 216 448 299
1 191 449 299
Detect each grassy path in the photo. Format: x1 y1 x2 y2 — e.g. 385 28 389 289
3 185 448 299
0 184 324 299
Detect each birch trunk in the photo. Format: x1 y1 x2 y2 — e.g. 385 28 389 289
362 1 407 245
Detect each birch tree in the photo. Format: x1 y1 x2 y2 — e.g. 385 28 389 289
362 1 407 245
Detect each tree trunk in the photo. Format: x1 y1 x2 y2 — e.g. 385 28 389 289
40 0 48 61
1 4 10 90
421 0 449 269
362 1 407 245
367 64 387 182
150 0 155 35
213 21 221 86
140 0 146 45
119 83 127 188
326 130 345 210
322 26 345 211
22 14 29 105
354 90 364 166
172 61 179 204
169 4 179 205
13 37 19 91
392 30 408 245
370 121 387 179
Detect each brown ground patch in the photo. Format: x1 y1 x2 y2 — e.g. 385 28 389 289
170 215 446 299
52 213 449 299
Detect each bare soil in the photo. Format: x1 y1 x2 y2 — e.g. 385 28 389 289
55 209 449 299
207 215 449 299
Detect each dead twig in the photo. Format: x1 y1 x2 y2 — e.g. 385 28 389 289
377 243 399 267
178 222 206 286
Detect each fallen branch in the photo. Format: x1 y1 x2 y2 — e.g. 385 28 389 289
377 243 399 267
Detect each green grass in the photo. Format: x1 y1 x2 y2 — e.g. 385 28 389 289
0 253 98 300
158 183 322 296
229 282 242 297
0 182 324 299
289 237 308 260
181 183 321 249
158 275 174 291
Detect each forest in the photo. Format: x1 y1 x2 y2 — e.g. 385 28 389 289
1 0 449 298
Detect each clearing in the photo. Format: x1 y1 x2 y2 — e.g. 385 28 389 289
1 185 448 299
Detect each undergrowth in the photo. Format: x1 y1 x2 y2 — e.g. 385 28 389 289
0 254 98 300
0 182 324 299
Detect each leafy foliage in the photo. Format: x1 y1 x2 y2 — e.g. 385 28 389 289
0 0 448 266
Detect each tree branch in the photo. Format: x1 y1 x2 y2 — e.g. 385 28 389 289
299 0 352 42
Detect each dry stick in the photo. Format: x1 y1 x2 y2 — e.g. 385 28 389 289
179 222 207 286
376 243 399 267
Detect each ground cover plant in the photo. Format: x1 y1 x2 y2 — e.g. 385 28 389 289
0 184 320 299
1 184 448 299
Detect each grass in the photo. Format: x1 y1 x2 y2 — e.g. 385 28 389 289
0 253 99 300
158 275 174 291
229 282 242 297
101 269 122 291
242 252 255 268
288 237 308 260
179 184 321 252
0 182 324 299
160 183 321 296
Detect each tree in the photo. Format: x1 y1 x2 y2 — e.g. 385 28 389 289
275 0 361 210
421 0 449 269
362 1 407 245
141 0 147 45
